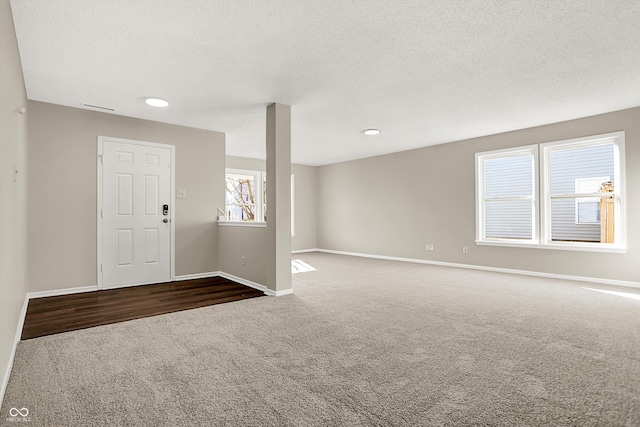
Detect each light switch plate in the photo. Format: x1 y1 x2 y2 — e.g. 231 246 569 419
177 188 186 199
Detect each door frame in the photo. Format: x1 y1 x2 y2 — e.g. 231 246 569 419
97 136 176 290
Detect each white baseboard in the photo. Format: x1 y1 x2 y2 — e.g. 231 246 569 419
316 249 640 289
273 288 294 296
27 285 98 300
23 269 287 305
174 271 220 281
215 271 293 297
216 271 270 294
291 248 319 254
174 272 294 296
0 295 29 408
15 296 28 345
28 273 222 299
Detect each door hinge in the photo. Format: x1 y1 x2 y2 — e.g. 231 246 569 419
98 154 103 164
100 209 103 219
100 264 103 272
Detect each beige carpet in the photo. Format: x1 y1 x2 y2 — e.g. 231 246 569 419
2 252 639 426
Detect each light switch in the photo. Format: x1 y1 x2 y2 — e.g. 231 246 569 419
177 188 186 199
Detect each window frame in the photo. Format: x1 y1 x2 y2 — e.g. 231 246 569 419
222 168 296 237
539 132 626 252
475 131 626 253
291 174 295 236
224 168 265 224
475 144 539 245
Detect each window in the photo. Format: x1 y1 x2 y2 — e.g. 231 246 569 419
225 169 264 222
290 174 295 236
476 132 625 252
224 169 295 234
541 133 624 248
476 145 538 242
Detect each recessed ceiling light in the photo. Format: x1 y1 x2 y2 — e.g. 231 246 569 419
363 129 380 136
145 98 169 108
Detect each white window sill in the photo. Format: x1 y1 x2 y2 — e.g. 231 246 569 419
217 220 266 228
475 240 626 253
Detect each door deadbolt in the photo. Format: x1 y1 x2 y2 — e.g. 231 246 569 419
163 204 169 215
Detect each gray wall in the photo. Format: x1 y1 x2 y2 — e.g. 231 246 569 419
218 155 317 287
225 156 318 251
0 0 28 402
27 101 225 292
218 222 270 285
290 162 318 251
317 107 640 283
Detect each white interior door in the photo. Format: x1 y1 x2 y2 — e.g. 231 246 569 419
99 138 173 289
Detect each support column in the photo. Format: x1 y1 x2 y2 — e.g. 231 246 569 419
266 103 292 294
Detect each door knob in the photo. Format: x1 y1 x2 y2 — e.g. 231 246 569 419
163 218 169 223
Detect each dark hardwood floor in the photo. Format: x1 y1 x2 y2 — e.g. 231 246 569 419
21 277 265 340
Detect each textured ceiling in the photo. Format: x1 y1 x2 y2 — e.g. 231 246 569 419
10 0 640 166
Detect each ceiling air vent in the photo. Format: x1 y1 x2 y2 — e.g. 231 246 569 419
81 103 115 112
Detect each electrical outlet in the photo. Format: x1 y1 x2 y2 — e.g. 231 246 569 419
241 256 246 266
424 244 434 251
463 247 469 254
176 188 186 199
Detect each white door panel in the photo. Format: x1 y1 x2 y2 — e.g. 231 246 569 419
101 139 172 289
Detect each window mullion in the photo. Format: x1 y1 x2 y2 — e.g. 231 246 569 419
484 196 533 201
478 131 624 251
550 192 616 199
476 145 537 242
